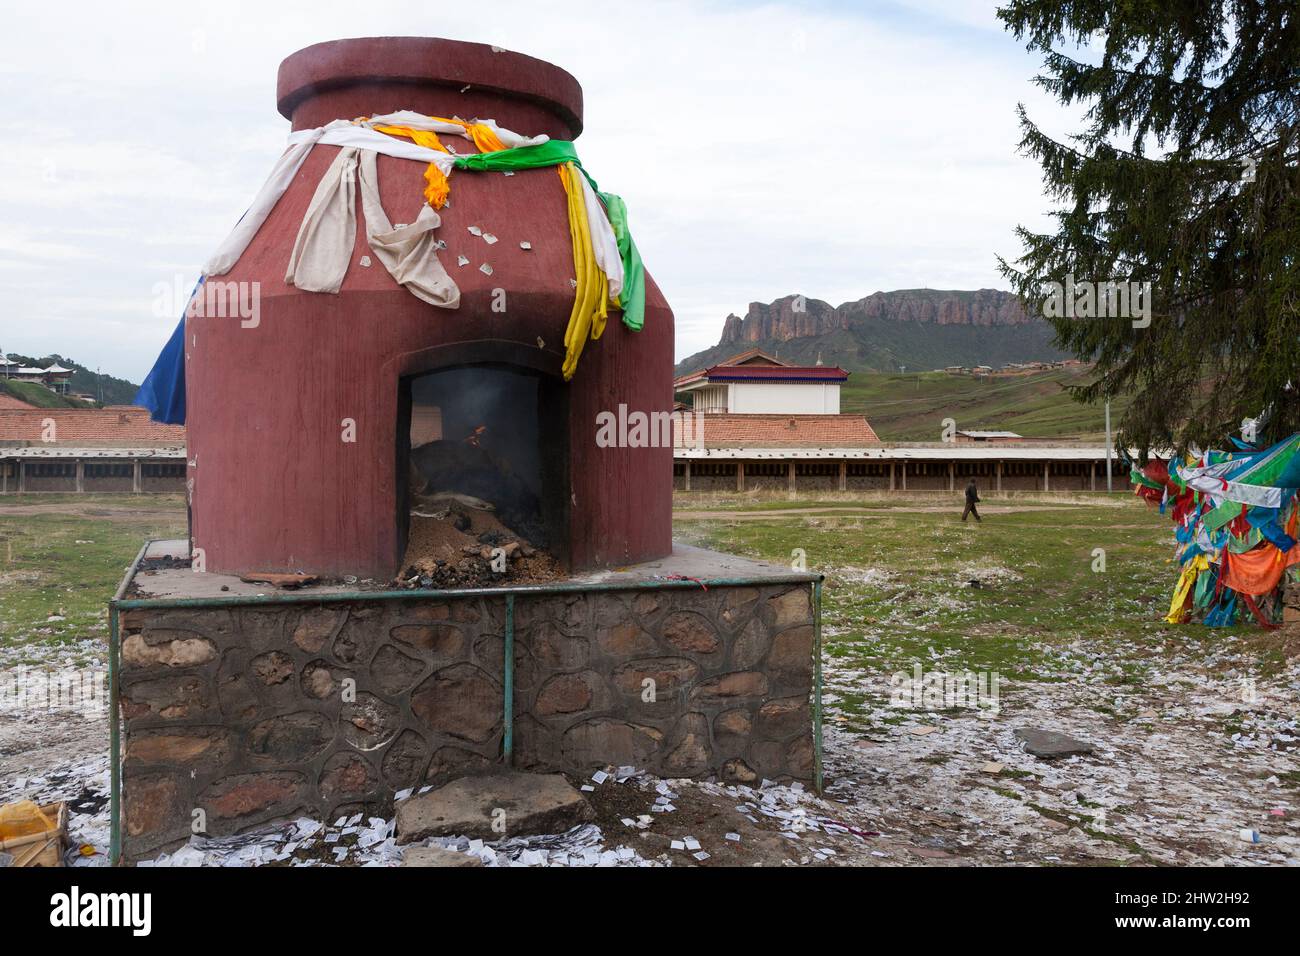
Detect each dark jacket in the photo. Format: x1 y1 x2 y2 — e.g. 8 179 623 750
965 482 980 503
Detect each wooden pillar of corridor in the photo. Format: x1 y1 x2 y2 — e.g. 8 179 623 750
889 462 896 491
1043 460 1051 492
948 461 955 492
996 460 1003 493
683 460 691 492
838 461 847 492
787 461 796 492
736 461 745 492
133 459 143 494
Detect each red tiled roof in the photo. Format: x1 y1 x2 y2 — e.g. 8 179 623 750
674 347 791 387
674 414 879 448
0 407 185 445
702 364 848 382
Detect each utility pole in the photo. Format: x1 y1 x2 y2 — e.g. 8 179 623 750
1104 398 1113 492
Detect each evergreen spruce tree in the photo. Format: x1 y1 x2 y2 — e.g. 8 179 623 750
997 1 1299 452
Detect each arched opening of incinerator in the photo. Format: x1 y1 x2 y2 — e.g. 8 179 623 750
395 364 569 586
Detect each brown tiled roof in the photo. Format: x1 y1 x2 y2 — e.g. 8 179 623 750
716 348 788 368
674 347 790 387
0 407 185 445
674 414 879 448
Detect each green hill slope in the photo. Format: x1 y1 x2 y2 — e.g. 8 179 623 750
843 367 1131 441
1 354 138 406
0 379 88 409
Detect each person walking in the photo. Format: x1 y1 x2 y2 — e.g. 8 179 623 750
962 478 982 523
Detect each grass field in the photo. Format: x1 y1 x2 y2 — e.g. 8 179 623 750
674 491 1276 737
1 491 1295 865
838 367 1134 441
0 491 1262 679
0 495 187 665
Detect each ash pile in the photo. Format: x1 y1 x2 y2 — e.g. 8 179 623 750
396 436 562 589
396 494 561 589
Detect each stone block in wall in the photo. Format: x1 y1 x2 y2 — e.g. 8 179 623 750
410 664 502 746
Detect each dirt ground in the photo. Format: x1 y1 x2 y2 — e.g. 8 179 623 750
2 492 1297 866
815 667 1300 866
4 652 1295 867
0 496 184 520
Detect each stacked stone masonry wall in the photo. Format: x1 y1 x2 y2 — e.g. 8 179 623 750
119 583 815 860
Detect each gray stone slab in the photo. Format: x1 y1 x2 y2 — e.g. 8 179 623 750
128 540 816 600
1015 727 1095 759
401 845 483 867
395 771 595 843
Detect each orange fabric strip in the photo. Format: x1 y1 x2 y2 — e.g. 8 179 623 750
1220 542 1300 595
373 119 510 208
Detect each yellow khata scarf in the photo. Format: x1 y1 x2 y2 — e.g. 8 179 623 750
559 162 608 381
375 120 609 380
372 118 509 208
1165 553 1210 624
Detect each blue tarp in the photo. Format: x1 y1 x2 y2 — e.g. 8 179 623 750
133 315 186 424
133 278 199 425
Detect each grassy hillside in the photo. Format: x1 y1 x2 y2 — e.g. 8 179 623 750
842 367 1132 441
1 354 138 406
0 379 89 409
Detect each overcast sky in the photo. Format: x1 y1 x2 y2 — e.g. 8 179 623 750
0 0 1079 383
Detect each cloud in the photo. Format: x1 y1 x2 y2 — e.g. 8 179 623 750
0 0 1071 380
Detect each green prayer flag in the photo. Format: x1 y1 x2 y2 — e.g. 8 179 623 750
451 139 581 172
597 191 646 332
453 140 648 332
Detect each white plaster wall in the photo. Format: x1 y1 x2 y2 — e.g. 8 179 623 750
727 382 840 414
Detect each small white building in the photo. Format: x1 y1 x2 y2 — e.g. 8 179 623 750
674 349 847 414
670 350 1125 494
